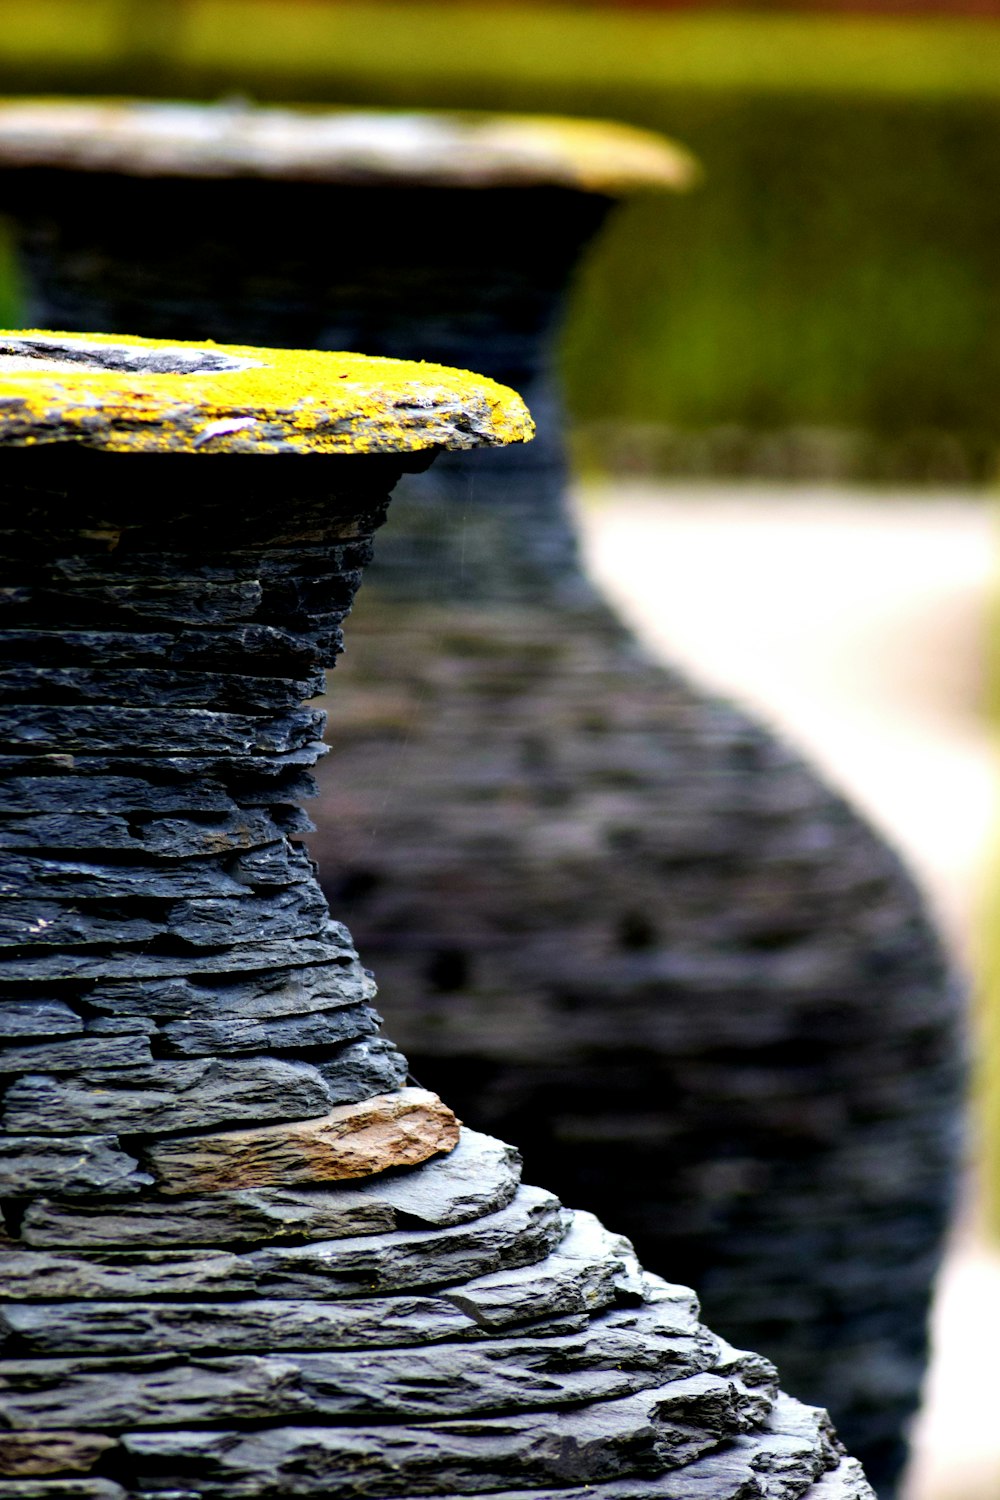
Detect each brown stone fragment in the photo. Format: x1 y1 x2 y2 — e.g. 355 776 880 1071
147 1087 459 1194
0 1431 116 1477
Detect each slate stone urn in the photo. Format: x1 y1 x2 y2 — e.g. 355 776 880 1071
0 100 965 1492
0 328 876 1500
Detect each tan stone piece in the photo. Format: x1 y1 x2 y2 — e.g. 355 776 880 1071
0 329 533 456
0 99 697 195
147 1087 460 1194
0 1431 117 1476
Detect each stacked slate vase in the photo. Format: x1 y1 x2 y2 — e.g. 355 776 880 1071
0 100 963 1492
0 329 873 1500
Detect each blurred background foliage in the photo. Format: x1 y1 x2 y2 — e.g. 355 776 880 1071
1 1 1000 480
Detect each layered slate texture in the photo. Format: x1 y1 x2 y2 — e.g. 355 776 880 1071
0 330 872 1500
0 100 963 1493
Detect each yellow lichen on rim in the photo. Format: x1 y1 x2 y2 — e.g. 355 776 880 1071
0 329 535 456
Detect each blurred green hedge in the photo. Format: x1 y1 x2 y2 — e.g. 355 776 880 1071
3 2 1000 478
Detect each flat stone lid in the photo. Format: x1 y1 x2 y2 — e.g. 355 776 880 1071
0 98 696 194
0 330 534 456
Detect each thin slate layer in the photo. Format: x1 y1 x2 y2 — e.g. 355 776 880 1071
0 367 869 1500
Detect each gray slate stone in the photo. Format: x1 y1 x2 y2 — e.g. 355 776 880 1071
0 1311 720 1427
365 1127 521 1227
444 1210 651 1332
0 775 237 816
20 1129 518 1249
0 1135 150 1198
0 665 312 714
83 953 373 1021
0 1003 81 1040
0 1186 567 1301
0 1035 152 1075
731 1396 842 1500
0 1295 475 1358
120 1376 747 1496
804 1460 875 1500
0 852 270 902
0 884 330 951
20 1128 521 1254
18 1184 397 1250
0 704 323 757
0 809 287 859
1 930 362 984
158 1002 379 1057
317 1036 409 1104
2 1056 333 1135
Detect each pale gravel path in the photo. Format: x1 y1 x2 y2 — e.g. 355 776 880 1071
574 479 999 1500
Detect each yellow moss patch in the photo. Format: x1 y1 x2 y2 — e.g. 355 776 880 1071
0 328 534 456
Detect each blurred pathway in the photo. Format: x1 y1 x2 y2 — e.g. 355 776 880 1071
574 480 998 1500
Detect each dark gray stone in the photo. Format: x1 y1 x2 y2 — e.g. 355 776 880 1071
18 1184 398 1250
0 884 331 952
0 1186 568 1302
19 1130 513 1251
0 1308 722 1427
0 851 299 902
0 774 237 816
0 930 360 984
0 1003 82 1040
82 953 372 1021
730 1396 842 1500
0 666 312 713
0 705 323 757
0 1035 153 1075
2 1056 334 1135
365 1127 521 1227
0 1135 150 1198
317 1036 409 1103
120 1376 748 1496
158 1002 379 1058
0 1296 474 1358
443 1210 650 1332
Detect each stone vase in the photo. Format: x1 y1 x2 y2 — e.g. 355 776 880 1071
0 327 873 1500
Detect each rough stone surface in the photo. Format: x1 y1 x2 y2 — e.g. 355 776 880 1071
119 1377 747 1496
0 1136 150 1198
145 1087 460 1192
0 1435 116 1479
0 1186 569 1302
0 1309 724 1428
2 1057 337 1136
18 1128 518 1248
